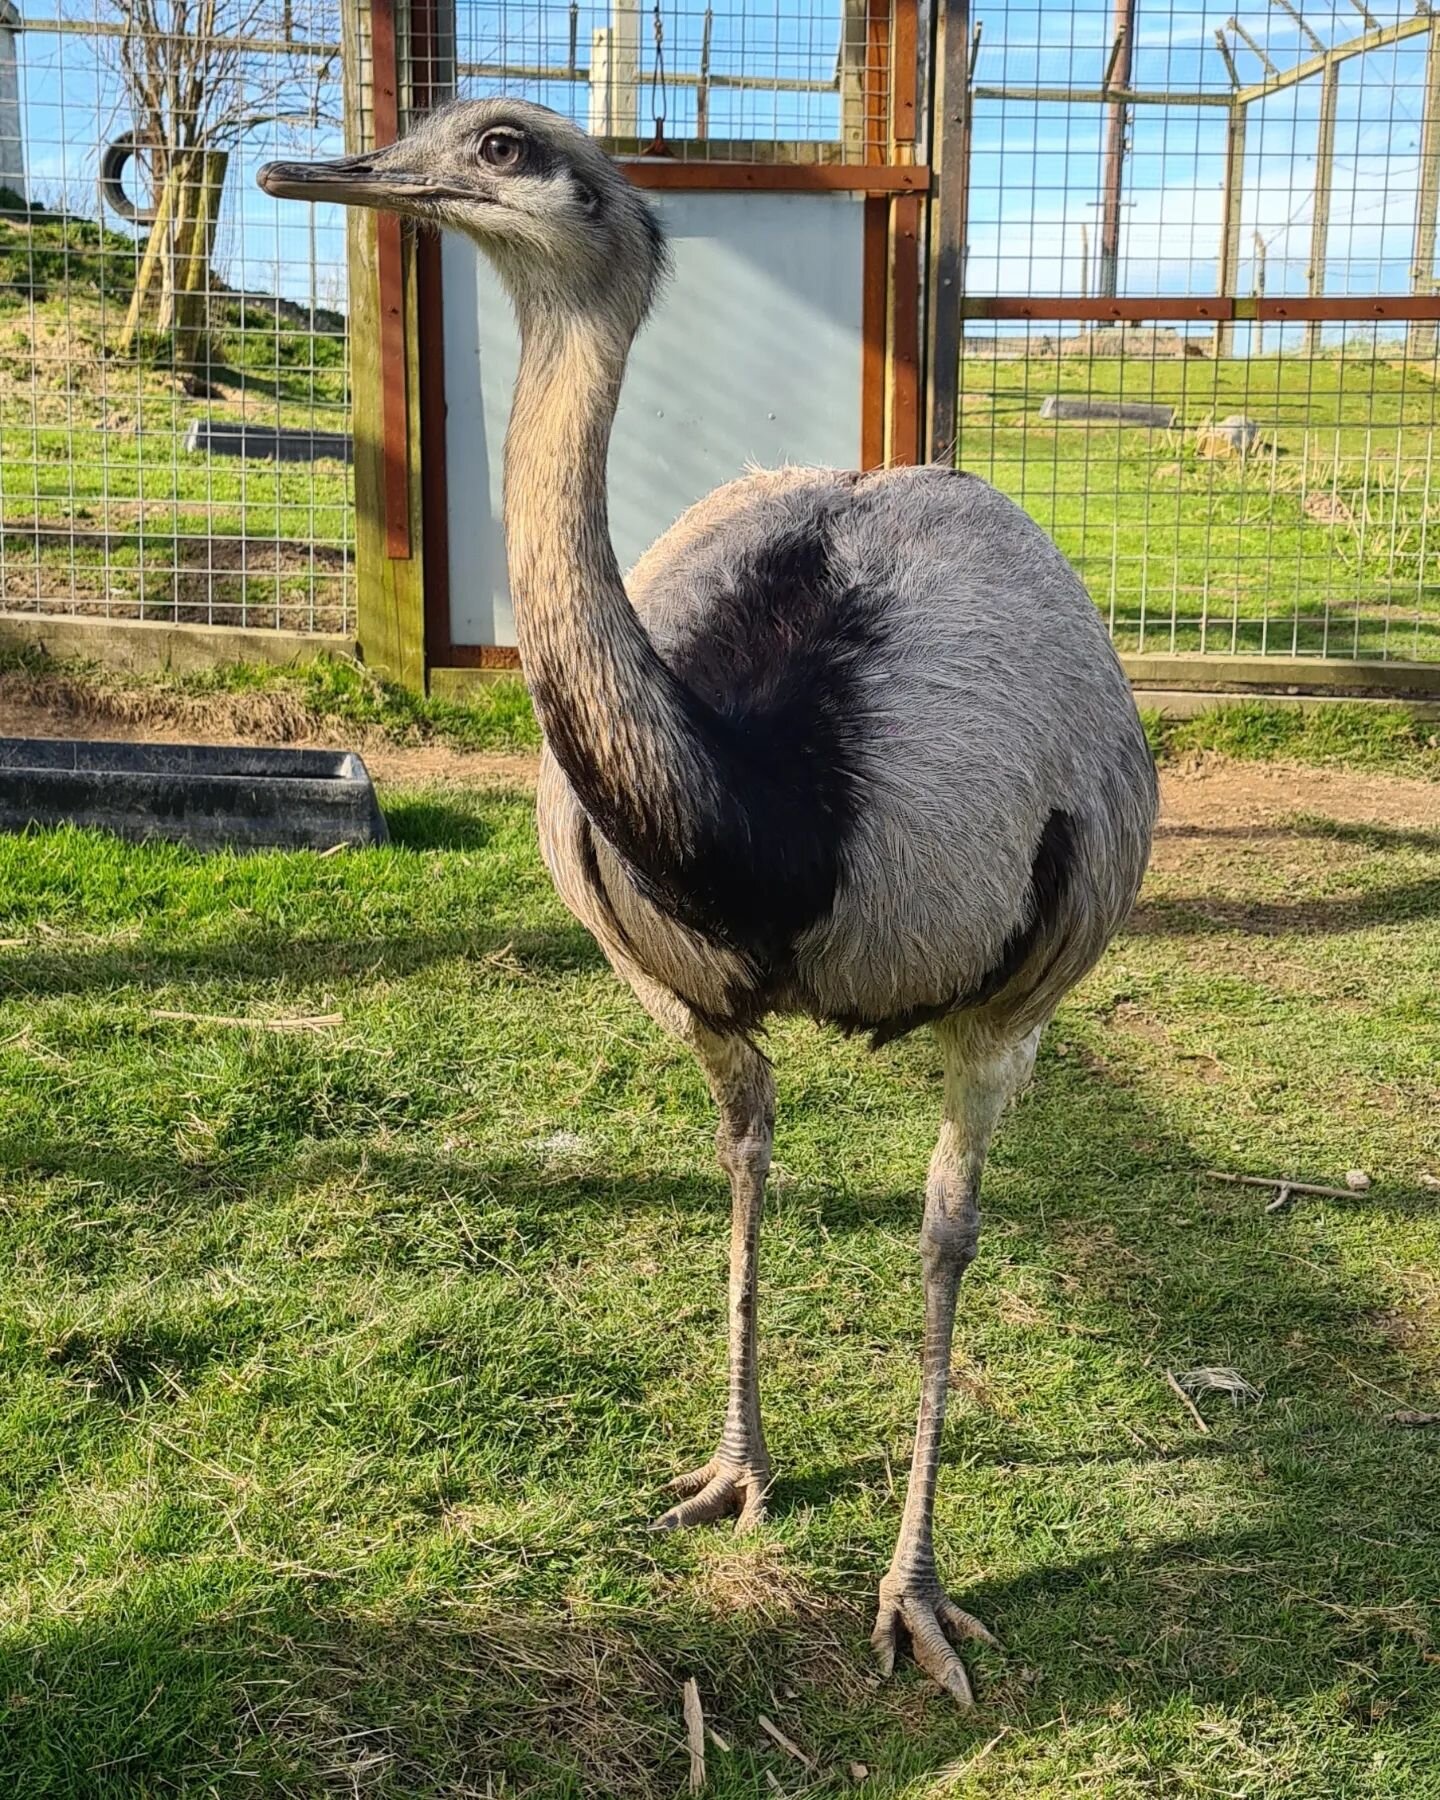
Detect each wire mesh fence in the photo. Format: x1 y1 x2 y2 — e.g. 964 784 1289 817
0 1 353 633
0 0 1437 666
445 0 882 161
956 0 1440 664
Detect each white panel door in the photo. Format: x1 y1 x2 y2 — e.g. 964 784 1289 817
442 188 866 648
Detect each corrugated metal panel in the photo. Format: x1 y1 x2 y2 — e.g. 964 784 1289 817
442 190 865 647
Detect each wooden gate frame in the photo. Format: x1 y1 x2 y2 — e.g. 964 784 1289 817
347 0 931 689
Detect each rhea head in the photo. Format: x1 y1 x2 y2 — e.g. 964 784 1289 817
258 99 668 343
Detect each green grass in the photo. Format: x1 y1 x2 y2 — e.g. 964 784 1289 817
957 347 1440 662
0 208 351 625
0 770 1437 1796
1142 698 1440 779
0 649 542 754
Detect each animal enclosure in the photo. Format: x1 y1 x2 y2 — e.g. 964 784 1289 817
0 0 1438 683
953 0 1440 672
0 1 355 635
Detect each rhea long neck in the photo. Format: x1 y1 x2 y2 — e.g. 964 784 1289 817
502 302 736 885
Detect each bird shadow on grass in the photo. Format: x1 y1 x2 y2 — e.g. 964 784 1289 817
1157 818 1440 855
1128 878 1440 937
3 1031 1438 1794
0 918 603 1002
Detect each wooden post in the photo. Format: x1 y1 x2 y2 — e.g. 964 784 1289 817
1253 228 1268 356
696 5 713 140
1305 59 1339 355
1098 0 1137 299
170 149 228 374
344 0 426 689
589 0 638 139
925 0 970 459
1411 18 1440 357
117 173 175 353
612 0 639 139
588 28 614 135
1215 99 1247 356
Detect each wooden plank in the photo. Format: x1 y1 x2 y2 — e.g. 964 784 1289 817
1258 295 1440 320
415 230 451 672
343 0 425 689
1132 687 1440 723
861 196 888 469
440 645 524 669
370 0 409 560
1411 19 1440 356
429 665 530 698
968 296 1233 320
605 137 847 163
889 191 922 465
926 0 970 460
1123 653 1440 698
891 0 918 146
1235 12 1431 104
1214 102 1247 355
1305 60 1339 353
972 84 1231 107
962 295 1440 321
620 160 930 191
0 612 353 674
1097 0 1137 299
412 0 457 675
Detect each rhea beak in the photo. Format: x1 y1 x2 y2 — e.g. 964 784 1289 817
257 153 454 210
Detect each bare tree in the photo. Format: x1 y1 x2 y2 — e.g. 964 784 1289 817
84 0 337 361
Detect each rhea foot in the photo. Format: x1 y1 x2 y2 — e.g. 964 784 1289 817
649 1445 772 1532
871 1571 1000 1706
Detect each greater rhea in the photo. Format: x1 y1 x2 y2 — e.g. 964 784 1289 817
261 100 1158 1703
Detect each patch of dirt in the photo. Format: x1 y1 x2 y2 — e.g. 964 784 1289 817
1158 752 1440 833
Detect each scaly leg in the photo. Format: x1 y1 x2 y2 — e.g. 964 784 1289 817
872 1018 1041 1703
620 976 774 1533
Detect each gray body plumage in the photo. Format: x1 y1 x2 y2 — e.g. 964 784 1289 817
540 461 1156 1041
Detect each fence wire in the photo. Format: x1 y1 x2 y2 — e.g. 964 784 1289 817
957 0 1440 664
0 0 352 633
0 0 1437 666
447 1 880 161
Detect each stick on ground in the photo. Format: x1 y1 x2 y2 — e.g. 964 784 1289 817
757 1715 816 1772
682 1678 706 1793
1204 1170 1361 1203
1164 1368 1211 1434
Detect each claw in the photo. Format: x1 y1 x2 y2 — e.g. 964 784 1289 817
650 1460 769 1533
664 1461 719 1499
871 1581 996 1707
939 1596 1001 1650
869 1603 898 1679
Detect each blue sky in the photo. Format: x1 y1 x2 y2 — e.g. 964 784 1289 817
7 0 1434 308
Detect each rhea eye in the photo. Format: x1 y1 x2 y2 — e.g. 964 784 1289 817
478 129 526 172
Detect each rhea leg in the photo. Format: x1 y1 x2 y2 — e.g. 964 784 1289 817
872 1017 1041 1703
621 973 774 1531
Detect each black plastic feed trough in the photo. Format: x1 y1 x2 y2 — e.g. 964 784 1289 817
0 738 388 851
